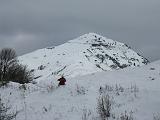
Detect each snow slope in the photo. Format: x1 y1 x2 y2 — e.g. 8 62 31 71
1 33 157 120
0 59 160 120
19 33 149 79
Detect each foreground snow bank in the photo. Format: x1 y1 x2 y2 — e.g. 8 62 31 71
0 60 160 120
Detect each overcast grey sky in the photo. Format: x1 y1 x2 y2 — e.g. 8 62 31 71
0 0 160 61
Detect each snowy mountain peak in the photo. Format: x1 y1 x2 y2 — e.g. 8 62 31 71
69 33 113 44
19 33 149 79
78 32 108 41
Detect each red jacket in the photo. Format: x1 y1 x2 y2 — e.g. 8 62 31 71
58 77 66 85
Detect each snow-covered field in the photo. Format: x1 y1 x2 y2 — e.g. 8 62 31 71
0 60 160 120
0 33 158 120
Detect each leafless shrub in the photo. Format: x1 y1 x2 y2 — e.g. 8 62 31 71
0 48 17 85
99 84 124 95
115 84 124 95
105 85 114 92
82 109 92 120
99 85 113 95
97 84 138 120
8 64 33 84
130 84 139 97
118 111 134 120
97 94 112 120
0 48 33 86
0 95 17 120
99 84 138 97
117 111 134 120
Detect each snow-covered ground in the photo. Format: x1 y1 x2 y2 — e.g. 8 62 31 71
0 33 158 120
0 59 160 120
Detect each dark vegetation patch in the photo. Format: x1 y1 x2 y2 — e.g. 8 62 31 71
0 48 33 86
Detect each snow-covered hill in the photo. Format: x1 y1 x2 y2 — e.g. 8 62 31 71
2 33 157 120
19 33 149 79
0 59 160 120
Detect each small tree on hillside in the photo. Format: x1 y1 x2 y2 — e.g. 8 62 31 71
0 48 33 85
0 48 17 84
7 63 33 84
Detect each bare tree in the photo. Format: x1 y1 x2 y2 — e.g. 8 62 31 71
0 48 16 62
0 48 17 84
7 63 33 84
0 48 33 85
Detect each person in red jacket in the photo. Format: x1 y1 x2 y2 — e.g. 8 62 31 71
57 76 66 86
